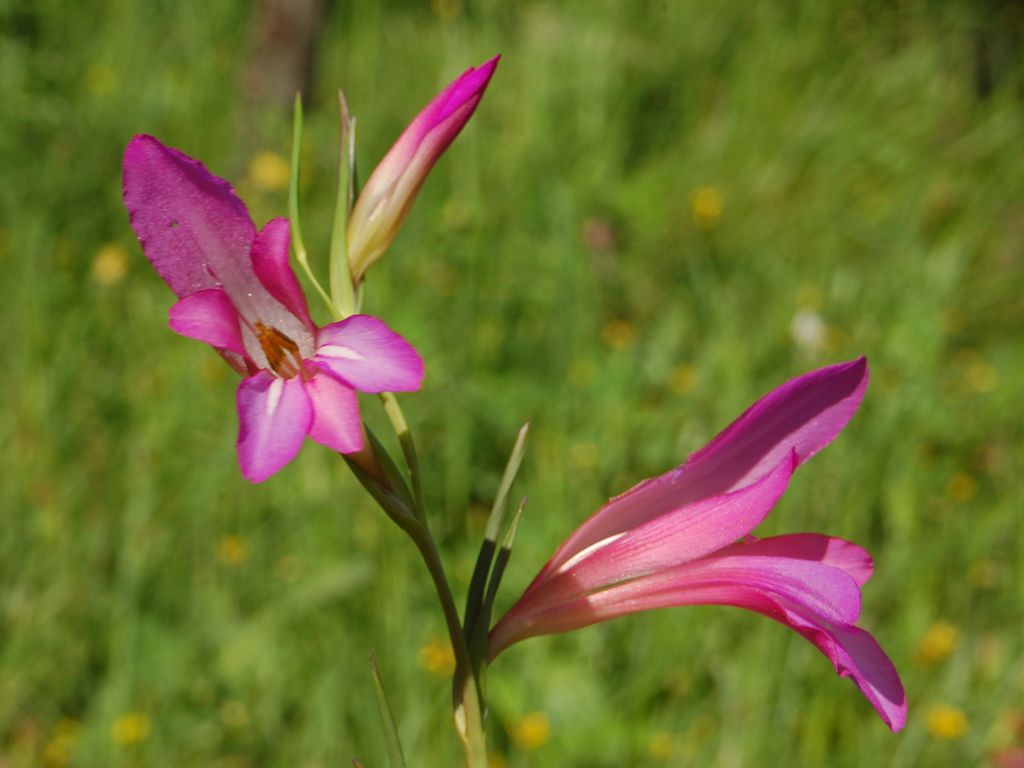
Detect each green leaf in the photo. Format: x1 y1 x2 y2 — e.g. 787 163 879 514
369 651 407 768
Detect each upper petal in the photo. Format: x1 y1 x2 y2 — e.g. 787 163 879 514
314 315 424 393
250 217 314 332
123 134 256 298
236 371 312 483
305 366 364 455
546 358 869 571
168 287 246 356
525 453 796 609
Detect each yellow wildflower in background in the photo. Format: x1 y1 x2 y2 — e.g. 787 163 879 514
43 719 80 767
85 63 116 95
915 621 958 664
487 754 507 768
216 535 251 566
689 186 723 230
668 363 699 395
511 711 550 751
92 244 128 286
927 705 968 740
601 319 635 350
647 732 674 761
111 712 150 745
417 639 455 677
946 472 978 503
248 151 290 192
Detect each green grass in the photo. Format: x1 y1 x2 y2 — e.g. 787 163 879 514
2 1 1023 766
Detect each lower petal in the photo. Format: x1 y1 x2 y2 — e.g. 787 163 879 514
236 371 312 483
314 314 424 393
306 368 364 454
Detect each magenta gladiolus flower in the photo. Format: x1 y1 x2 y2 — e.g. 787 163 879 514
347 55 499 282
489 358 907 731
123 135 424 483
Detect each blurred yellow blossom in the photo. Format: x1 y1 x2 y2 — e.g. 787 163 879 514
927 705 968 740
111 712 150 745
668 363 699 395
220 700 249 729
647 732 675 761
248 151 290 192
43 719 80 767
432 0 462 19
915 621 958 664
689 186 723 230
570 441 600 470
946 472 978 503
967 558 998 589
511 711 550 751
92 244 128 286
487 754 507 768
85 63 116 95
417 639 455 677
216 535 251 566
601 319 635 349
966 359 998 393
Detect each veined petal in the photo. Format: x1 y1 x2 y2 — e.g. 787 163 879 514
306 366 364 454
236 371 312 483
489 543 905 731
547 358 869 570
314 315 424 393
347 56 499 280
721 533 874 586
495 537 862 653
168 288 245 356
250 217 314 331
525 453 796 609
123 134 256 298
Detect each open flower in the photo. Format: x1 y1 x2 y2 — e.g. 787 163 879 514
123 135 423 483
347 55 499 282
489 358 906 731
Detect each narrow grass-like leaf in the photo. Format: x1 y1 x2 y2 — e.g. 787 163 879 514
463 423 530 645
288 92 338 319
369 651 407 768
329 91 357 317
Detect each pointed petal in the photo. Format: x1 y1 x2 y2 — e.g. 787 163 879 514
250 217 314 331
314 315 424 393
724 534 874 586
168 288 245 355
306 367 364 454
236 371 312 483
489 543 905 731
347 56 500 280
123 134 256 298
547 358 869 570
526 453 796 609
497 537 862 651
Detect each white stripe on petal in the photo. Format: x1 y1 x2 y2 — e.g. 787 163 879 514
318 344 366 361
265 377 284 416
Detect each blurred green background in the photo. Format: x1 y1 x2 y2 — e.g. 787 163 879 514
2 0 1023 766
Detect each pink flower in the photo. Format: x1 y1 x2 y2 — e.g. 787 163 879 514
489 359 906 731
347 55 500 282
123 135 424 483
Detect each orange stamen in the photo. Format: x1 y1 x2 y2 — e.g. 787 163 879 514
254 322 306 379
